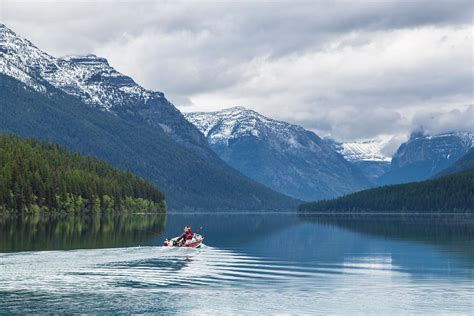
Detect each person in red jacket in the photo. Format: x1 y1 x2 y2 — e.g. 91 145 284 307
176 225 193 245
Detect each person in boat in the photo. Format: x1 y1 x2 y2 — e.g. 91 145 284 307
176 225 193 245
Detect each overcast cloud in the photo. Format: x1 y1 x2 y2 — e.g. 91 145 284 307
1 0 472 149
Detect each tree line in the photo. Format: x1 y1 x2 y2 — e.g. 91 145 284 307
0 134 166 213
299 170 474 213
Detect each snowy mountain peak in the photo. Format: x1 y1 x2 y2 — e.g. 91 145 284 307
50 53 157 109
61 54 109 65
0 23 16 35
0 23 163 110
326 137 392 162
225 106 248 112
185 107 310 148
0 24 10 35
0 24 54 92
209 106 268 120
186 107 370 200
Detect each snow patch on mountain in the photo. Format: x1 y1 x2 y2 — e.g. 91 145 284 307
326 137 393 162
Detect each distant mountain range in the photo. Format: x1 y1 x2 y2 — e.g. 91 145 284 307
328 131 474 185
185 107 370 201
299 147 474 213
2 23 472 210
0 23 297 211
378 131 474 185
185 106 474 200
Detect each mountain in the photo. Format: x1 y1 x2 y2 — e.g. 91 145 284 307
298 169 474 213
0 24 298 211
0 23 208 156
0 134 166 213
185 107 370 201
325 137 391 183
379 131 474 185
435 148 474 177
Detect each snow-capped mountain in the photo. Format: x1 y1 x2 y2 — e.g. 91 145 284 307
0 23 207 153
325 137 392 183
379 131 474 184
0 23 298 210
185 107 370 201
0 23 155 107
186 106 319 148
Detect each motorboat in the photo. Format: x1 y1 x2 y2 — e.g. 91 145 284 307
163 233 204 248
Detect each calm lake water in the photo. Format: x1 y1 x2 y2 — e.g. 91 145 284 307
0 212 473 314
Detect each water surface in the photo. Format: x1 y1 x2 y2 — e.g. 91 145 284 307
0 213 473 314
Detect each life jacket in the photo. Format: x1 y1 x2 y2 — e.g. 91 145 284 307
186 230 193 240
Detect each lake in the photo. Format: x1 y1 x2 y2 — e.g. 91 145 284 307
0 212 473 314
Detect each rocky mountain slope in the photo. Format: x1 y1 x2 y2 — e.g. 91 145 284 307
185 107 370 201
325 138 392 183
434 147 474 177
379 131 474 185
0 23 208 156
0 24 298 211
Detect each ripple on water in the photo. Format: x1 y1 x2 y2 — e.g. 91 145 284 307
0 245 473 314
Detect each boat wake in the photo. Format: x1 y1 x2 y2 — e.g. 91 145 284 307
1 244 471 314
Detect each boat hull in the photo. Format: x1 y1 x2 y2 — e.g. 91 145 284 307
163 234 204 248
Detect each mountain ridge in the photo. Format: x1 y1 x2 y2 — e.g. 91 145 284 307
185 107 370 201
379 131 474 185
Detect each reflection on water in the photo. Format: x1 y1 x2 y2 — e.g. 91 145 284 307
0 213 165 252
299 214 474 259
0 213 473 314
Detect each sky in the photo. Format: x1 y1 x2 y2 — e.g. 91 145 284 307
1 0 473 148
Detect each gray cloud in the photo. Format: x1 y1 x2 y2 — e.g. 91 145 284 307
411 105 474 136
1 0 472 147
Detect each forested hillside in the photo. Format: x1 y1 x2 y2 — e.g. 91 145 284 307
299 170 474 213
0 74 297 211
0 135 166 213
